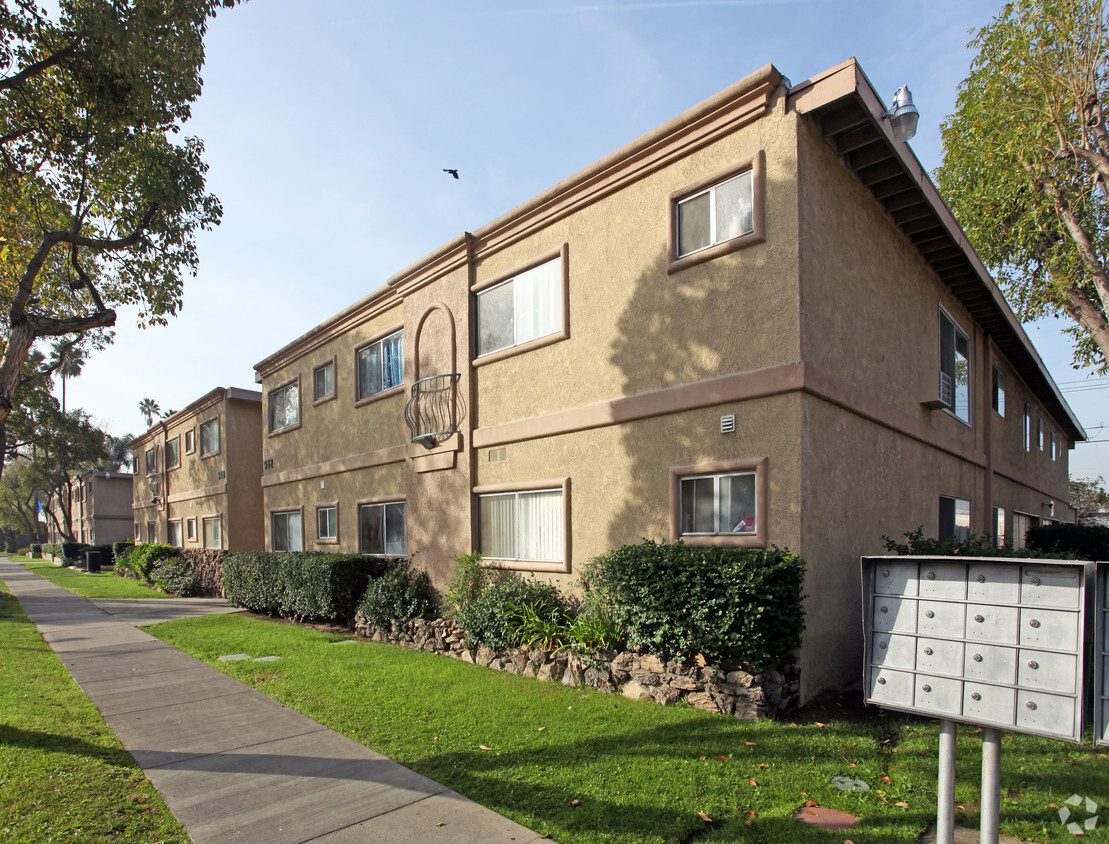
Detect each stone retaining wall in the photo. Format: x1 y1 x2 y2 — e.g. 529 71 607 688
355 615 799 720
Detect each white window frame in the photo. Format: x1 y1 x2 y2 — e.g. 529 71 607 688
476 255 564 358
167 519 183 548
939 308 971 425
200 418 220 457
356 330 403 402
272 510 304 552
669 457 768 548
676 171 754 258
202 515 222 550
939 495 971 543
1023 403 1033 452
313 359 336 403
184 429 196 454
317 505 338 543
186 517 197 543
269 380 301 434
678 471 758 537
475 479 570 573
358 501 407 556
993 506 1006 548
165 436 180 470
991 366 1006 418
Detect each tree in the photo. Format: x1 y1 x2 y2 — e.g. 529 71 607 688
937 0 1109 371
48 336 89 413
138 397 160 428
1070 475 1109 523
99 432 133 472
0 0 241 478
0 455 46 542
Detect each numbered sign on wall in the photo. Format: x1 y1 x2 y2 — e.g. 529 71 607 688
862 557 1089 743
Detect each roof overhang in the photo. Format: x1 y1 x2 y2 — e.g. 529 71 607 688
788 58 1085 443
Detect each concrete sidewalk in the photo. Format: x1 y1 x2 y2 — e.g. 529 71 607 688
0 560 546 844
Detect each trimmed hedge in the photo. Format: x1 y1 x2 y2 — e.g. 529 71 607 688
60 542 89 563
581 540 806 671
153 557 201 597
222 551 385 626
113 538 135 570
127 544 180 581
1025 523 1109 560
357 561 435 628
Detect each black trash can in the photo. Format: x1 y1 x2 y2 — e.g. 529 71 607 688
84 550 101 572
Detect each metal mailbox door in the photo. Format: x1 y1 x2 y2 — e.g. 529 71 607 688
874 562 919 596
965 603 1019 645
918 601 966 638
872 633 916 670
1019 608 1079 651
918 562 968 600
916 638 963 676
963 682 1015 726
1017 649 1077 695
963 643 1016 685
967 563 1020 604
873 596 917 634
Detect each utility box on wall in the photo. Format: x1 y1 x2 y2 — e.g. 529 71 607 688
862 556 1089 743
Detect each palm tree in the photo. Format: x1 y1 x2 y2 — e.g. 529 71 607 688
99 434 134 472
138 398 160 428
49 339 87 414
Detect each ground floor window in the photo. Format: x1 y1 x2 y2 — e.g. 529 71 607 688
167 520 183 548
187 517 197 542
479 489 563 563
272 510 304 552
146 521 157 544
360 501 406 555
202 516 222 550
939 496 971 543
669 457 767 547
317 505 337 542
993 506 1006 548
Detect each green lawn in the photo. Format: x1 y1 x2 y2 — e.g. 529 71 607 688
147 612 1109 844
18 561 168 600
0 580 188 842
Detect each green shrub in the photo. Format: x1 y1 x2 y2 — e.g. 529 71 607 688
222 551 379 626
113 538 135 569
460 575 564 649
1025 522 1109 560
442 552 492 619
582 540 806 671
128 544 180 581
881 527 1054 558
567 603 627 652
60 541 89 563
357 562 436 627
152 558 201 597
507 599 573 651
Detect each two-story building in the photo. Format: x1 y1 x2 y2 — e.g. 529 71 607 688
45 470 134 546
253 59 1084 700
131 387 264 552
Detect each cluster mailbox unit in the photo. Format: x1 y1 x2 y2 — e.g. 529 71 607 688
862 556 1089 742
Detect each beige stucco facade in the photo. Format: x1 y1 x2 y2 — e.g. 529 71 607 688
131 387 263 552
46 470 134 546
254 60 1082 701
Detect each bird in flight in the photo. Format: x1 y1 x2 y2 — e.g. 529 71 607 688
443 169 460 179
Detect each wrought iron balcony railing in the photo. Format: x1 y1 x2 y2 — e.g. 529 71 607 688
404 373 463 449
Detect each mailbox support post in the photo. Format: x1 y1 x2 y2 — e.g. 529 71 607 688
981 727 1001 844
936 719 956 844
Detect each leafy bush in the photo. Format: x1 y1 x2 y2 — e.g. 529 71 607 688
567 603 627 652
222 551 379 625
458 575 564 649
113 538 135 569
507 599 573 651
60 542 89 563
442 552 493 619
357 562 436 627
582 540 806 671
152 558 201 597
128 544 180 581
881 527 1052 558
1025 522 1109 560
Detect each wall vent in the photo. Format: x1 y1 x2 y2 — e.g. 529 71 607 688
488 447 507 463
720 414 736 434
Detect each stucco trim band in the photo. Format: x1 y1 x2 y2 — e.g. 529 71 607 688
166 483 228 504
261 445 407 488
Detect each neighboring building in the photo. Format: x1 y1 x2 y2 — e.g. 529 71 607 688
253 59 1084 701
131 387 264 552
45 470 134 546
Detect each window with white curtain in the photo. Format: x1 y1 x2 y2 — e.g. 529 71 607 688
269 381 300 433
200 418 220 456
272 511 303 552
357 331 403 400
202 516 222 549
167 520 183 548
676 170 754 258
359 502 406 555
477 256 562 357
479 489 563 562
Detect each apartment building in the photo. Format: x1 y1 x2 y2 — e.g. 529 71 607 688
45 470 134 546
253 59 1083 700
131 387 264 552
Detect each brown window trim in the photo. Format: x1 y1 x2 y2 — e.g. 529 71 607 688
316 501 339 545
199 416 221 459
184 428 196 454
267 375 303 438
667 150 766 275
472 477 572 574
472 244 570 368
313 356 338 406
669 456 768 548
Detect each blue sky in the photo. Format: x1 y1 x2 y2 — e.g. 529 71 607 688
57 0 1109 481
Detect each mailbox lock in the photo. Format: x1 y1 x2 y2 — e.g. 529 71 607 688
927 572 936 580
922 684 932 693
976 575 985 583
877 677 886 685
923 647 933 656
974 615 985 623
972 653 983 662
1029 619 1041 629
1026 701 1038 711
1028 660 1039 670
879 641 887 650
880 606 888 613
881 570 890 578
971 692 981 701
925 610 935 618
1031 577 1041 586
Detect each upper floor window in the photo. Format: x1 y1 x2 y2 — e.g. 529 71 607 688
1050 431 1058 462
314 361 335 402
144 448 158 475
269 381 300 433
356 330 403 401
1037 416 1045 451
676 171 753 258
991 366 1006 417
476 256 562 357
939 309 970 424
200 418 220 457
165 437 180 470
184 429 196 454
1023 403 1032 452
360 501 406 556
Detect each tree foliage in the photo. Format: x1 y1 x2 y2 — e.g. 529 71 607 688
937 0 1109 371
0 0 240 476
1070 474 1109 523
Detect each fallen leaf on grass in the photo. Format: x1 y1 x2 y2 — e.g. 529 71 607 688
479 745 493 751
814 722 826 728
538 727 547 732
758 763 768 769
744 741 757 746
748 811 757 817
714 756 730 761
848 763 858 768
879 775 891 784
895 802 909 809
571 799 581 807
748 779 758 786
698 812 712 822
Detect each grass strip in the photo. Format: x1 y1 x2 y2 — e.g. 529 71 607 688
0 580 188 842
147 611 1109 843
18 560 167 600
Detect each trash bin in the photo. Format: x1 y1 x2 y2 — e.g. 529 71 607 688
84 550 101 572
